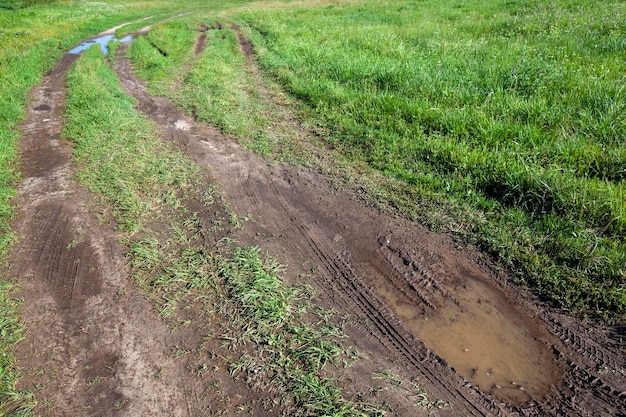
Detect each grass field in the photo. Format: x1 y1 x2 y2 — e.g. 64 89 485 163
1 0 625 414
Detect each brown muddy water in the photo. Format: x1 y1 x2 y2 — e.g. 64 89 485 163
375 274 559 404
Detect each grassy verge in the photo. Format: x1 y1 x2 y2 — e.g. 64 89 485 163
222 0 625 321
64 43 392 416
0 286 33 416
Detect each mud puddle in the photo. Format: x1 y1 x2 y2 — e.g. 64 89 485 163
68 34 132 55
378 279 559 404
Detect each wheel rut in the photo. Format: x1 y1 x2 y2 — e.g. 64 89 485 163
9 30 247 417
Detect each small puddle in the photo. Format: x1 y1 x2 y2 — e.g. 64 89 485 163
374 270 559 404
68 34 133 55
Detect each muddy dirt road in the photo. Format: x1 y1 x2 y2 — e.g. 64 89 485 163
8 26 626 416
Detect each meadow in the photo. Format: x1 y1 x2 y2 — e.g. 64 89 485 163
1 0 625 414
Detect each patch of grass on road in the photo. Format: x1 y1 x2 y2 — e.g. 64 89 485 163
220 245 374 416
231 0 626 321
0 284 34 416
128 17 273 155
124 17 198 93
65 45 198 234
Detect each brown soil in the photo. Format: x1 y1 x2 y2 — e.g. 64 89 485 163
9 26 626 417
194 26 208 56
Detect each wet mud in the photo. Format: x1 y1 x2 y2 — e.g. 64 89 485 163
9 24 626 417
372 244 560 404
194 25 210 56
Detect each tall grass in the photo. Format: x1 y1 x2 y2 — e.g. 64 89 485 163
231 0 626 320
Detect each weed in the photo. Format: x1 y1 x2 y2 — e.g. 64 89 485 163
114 399 127 410
113 287 127 300
86 376 102 387
410 379 449 415
372 370 402 386
218 245 385 416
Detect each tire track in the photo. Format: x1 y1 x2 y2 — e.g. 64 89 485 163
112 54 503 414
10 30 231 417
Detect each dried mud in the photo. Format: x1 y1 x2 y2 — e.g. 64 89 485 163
8 26 626 417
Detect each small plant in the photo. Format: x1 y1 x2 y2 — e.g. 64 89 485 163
411 379 449 415
114 399 127 410
86 377 102 387
372 370 402 386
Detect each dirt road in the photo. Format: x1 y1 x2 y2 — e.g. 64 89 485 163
8 26 626 416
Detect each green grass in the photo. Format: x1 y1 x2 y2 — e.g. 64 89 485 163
225 0 626 320
65 45 198 234
0 284 35 416
178 28 269 143
128 16 273 154
220 246 381 416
